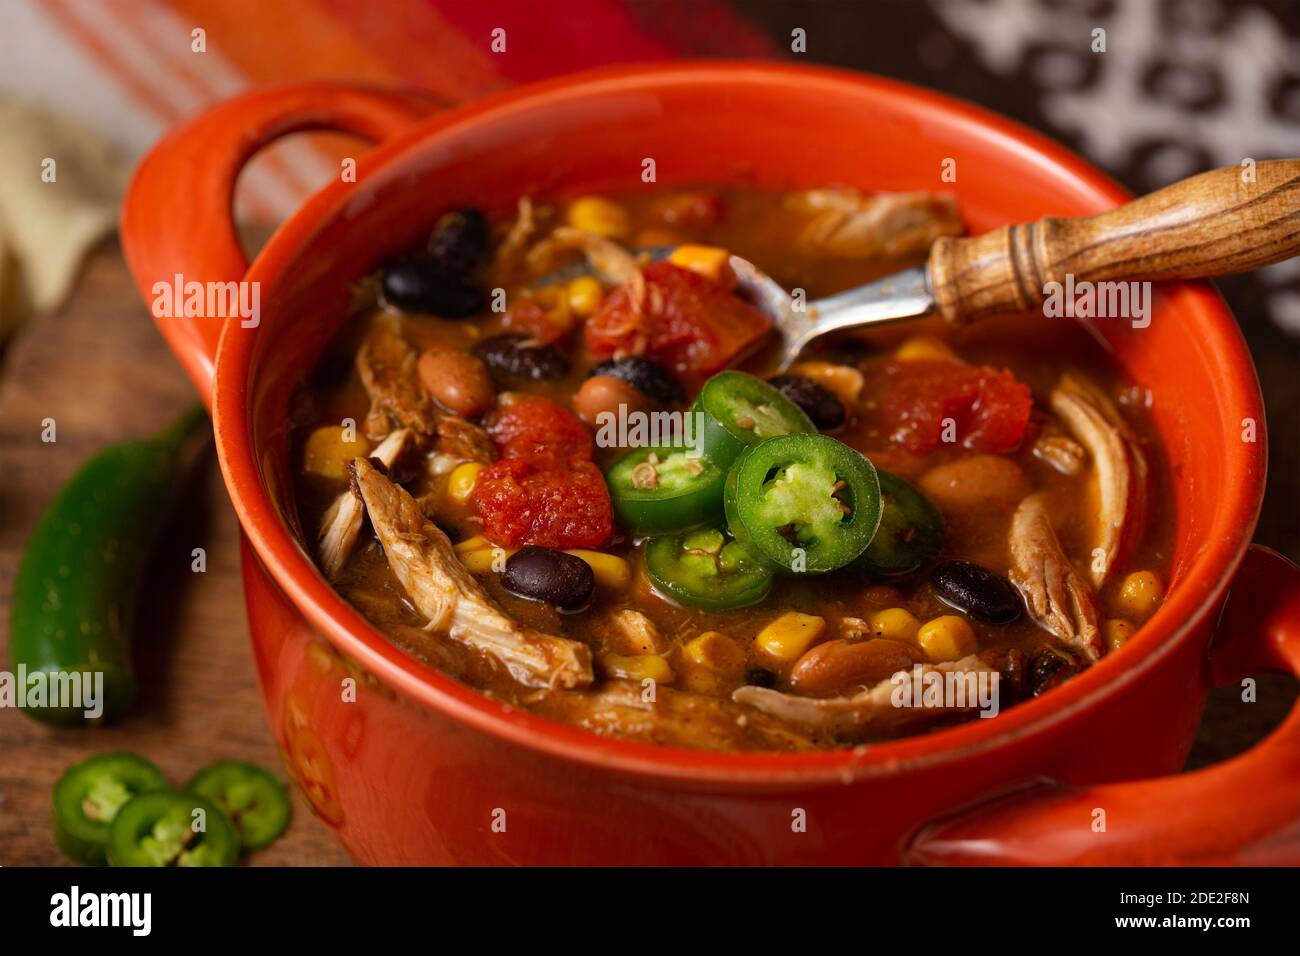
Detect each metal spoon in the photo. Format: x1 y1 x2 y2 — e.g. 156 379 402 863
729 257 932 372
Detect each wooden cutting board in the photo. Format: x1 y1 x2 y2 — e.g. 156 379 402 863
0 242 350 866
0 244 1290 866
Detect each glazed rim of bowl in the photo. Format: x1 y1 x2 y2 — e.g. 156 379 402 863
213 62 1265 788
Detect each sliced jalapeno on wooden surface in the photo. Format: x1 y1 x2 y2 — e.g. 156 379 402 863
107 789 239 867
724 434 881 574
188 760 291 852
52 752 167 866
856 470 945 576
645 527 773 610
605 445 726 534
691 370 814 468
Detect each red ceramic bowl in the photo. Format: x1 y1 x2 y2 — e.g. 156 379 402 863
122 63 1300 865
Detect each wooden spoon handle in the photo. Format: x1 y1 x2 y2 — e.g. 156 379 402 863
928 159 1300 325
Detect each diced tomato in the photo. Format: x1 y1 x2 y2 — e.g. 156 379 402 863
875 359 1033 453
471 457 613 549
484 394 592 461
475 393 613 548
584 261 771 381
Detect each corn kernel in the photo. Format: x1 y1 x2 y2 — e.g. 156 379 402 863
869 607 921 643
567 276 605 318
788 361 865 406
683 631 746 677
896 336 960 362
567 196 629 239
459 546 513 574
1105 618 1136 653
754 612 826 663
1116 570 1163 622
667 245 735 288
680 669 722 695
453 535 492 554
445 461 484 505
602 653 675 684
917 615 976 662
303 425 369 480
565 550 632 592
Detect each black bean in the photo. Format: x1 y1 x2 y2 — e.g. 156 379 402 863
930 560 1022 624
588 356 684 405
744 667 778 689
767 374 845 430
473 333 570 381
501 546 594 612
381 255 483 318
428 208 490 273
1026 647 1081 697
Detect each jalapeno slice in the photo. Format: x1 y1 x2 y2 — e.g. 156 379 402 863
855 471 945 576
724 434 881 573
52 752 167 866
107 789 239 867
691 371 815 469
605 445 726 534
645 527 773 610
188 760 291 851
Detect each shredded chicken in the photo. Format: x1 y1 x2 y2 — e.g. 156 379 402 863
524 226 641 284
785 189 963 260
1049 372 1148 587
1008 493 1103 661
350 457 593 689
317 428 411 580
732 654 1001 739
545 680 813 751
839 617 872 641
485 197 539 286
1032 430 1087 477
357 319 438 440
606 610 667 656
435 415 494 465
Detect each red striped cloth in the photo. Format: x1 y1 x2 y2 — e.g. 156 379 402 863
19 0 777 220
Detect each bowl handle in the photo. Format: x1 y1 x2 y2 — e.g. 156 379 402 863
905 545 1300 866
121 82 435 404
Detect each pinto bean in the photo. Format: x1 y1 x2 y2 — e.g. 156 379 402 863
918 454 1031 512
417 347 496 418
572 375 650 429
788 638 925 698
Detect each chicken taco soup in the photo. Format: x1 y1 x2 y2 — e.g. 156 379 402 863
291 187 1169 752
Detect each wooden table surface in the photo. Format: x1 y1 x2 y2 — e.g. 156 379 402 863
0 243 1292 866
0 243 350 866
